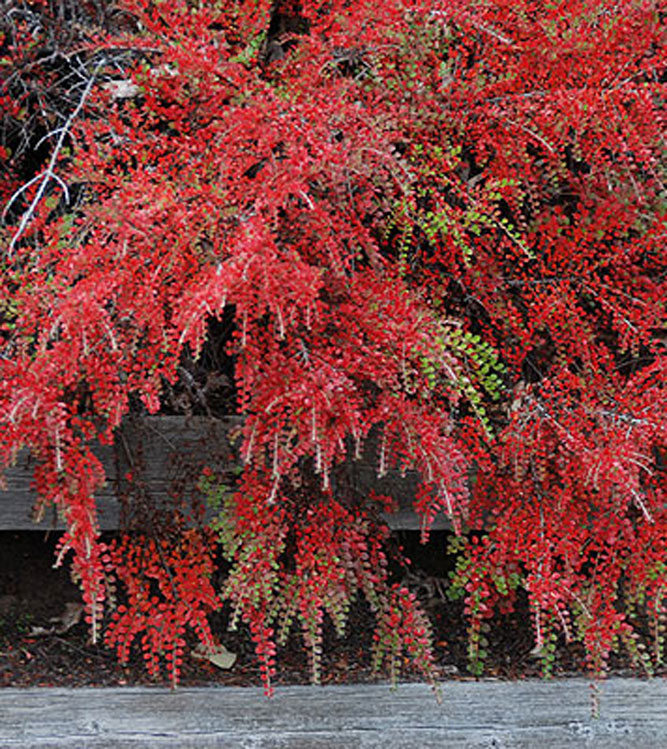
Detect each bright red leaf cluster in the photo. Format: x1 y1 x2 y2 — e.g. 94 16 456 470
104 529 219 687
0 0 665 687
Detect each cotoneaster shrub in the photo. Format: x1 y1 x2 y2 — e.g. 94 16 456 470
0 0 665 689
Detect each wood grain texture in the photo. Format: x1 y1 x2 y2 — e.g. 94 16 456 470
0 416 242 531
0 416 450 531
0 679 664 747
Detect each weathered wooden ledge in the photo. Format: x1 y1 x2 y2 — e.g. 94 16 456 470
0 679 665 748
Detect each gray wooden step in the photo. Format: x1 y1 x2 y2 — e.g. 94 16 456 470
0 679 664 747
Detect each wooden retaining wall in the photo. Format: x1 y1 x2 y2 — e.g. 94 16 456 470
1 679 666 748
0 416 449 532
2 421 665 749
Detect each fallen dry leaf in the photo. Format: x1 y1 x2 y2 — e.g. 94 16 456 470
191 642 237 670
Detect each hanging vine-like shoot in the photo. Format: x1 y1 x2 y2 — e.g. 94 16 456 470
0 0 664 689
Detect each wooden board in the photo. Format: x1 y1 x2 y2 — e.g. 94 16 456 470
0 416 242 531
0 416 450 532
0 679 665 747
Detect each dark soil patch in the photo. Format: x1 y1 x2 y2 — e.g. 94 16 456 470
0 531 648 689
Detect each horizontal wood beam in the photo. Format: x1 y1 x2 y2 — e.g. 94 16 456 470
1 679 663 747
0 416 451 532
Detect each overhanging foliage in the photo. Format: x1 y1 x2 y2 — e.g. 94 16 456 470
0 0 665 689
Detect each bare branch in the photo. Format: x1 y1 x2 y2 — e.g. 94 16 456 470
5 67 100 256
429 10 514 45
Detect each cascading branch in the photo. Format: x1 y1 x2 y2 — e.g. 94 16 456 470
0 0 664 688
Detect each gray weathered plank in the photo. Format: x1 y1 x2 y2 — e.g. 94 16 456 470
0 416 449 532
0 416 241 531
0 679 663 748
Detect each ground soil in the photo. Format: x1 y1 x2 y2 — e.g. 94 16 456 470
0 531 649 690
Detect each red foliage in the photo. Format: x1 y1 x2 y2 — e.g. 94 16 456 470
104 529 219 687
1 0 665 687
